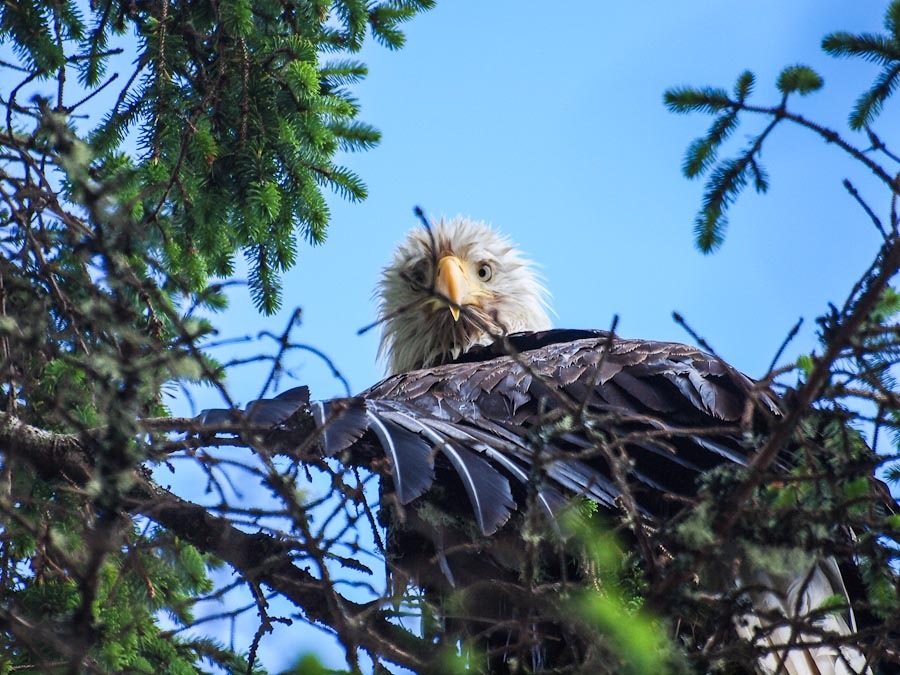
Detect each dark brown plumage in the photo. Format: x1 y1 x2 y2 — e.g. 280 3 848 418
343 329 780 533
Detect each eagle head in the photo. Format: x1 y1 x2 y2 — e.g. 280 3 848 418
377 216 552 374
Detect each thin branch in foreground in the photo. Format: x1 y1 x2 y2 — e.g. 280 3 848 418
766 316 803 376
672 311 719 357
843 178 886 238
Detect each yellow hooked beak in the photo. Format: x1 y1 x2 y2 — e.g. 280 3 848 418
434 255 481 321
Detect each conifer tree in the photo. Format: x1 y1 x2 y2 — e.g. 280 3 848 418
0 1 432 671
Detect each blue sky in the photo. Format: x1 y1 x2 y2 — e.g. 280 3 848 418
168 3 898 670
190 1 890 403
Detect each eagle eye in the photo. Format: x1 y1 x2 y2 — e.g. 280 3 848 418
477 263 493 282
407 259 430 288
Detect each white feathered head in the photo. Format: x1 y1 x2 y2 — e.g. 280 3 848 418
377 216 552 374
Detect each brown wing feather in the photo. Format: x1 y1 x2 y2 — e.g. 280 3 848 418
361 333 781 527
198 333 781 530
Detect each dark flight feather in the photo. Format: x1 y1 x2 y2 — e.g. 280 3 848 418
199 330 781 530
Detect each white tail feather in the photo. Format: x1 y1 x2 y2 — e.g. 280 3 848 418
735 558 870 675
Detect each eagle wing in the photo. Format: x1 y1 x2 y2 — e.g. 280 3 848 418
314 329 781 534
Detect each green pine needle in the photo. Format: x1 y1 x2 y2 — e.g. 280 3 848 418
822 3 900 129
887 0 900 42
733 70 755 102
683 137 718 179
776 65 824 96
694 155 753 253
850 62 900 129
823 32 900 64
663 86 733 114
683 110 741 179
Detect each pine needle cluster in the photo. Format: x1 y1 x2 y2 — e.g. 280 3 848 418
0 1 431 671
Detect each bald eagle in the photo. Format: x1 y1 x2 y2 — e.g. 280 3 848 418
207 217 885 674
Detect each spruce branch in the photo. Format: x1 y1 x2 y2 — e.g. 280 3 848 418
850 62 900 130
666 60 896 252
0 408 435 672
775 65 824 96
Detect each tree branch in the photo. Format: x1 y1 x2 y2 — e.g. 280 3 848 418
0 410 435 672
